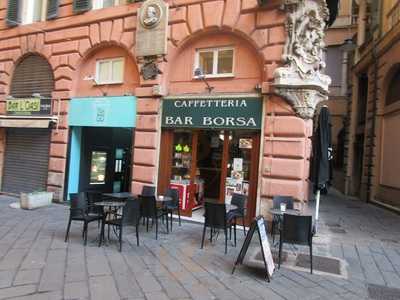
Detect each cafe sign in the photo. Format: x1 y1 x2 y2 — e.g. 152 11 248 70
162 96 262 129
6 97 52 116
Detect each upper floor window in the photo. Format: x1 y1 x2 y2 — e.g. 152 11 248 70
95 57 124 85
386 69 400 106
21 0 47 24
93 0 120 10
194 47 234 78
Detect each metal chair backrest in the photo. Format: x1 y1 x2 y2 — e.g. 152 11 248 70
165 188 179 208
231 193 246 212
69 192 87 218
122 198 141 226
139 195 157 218
204 202 227 229
282 214 313 245
86 191 103 213
141 185 156 196
273 195 294 210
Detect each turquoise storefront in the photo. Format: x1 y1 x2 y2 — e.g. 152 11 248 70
67 96 136 198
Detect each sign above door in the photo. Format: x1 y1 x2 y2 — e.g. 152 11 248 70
162 95 262 130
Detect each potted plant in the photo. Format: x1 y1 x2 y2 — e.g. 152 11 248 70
20 190 53 210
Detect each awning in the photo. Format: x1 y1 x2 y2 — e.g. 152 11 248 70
0 116 58 128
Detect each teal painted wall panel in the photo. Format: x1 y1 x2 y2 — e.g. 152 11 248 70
69 96 136 128
67 127 82 199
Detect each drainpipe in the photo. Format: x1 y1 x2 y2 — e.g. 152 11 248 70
366 38 378 204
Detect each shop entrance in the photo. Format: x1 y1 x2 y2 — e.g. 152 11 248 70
159 129 260 222
79 127 132 193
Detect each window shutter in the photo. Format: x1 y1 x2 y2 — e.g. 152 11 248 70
47 0 60 20
6 0 20 27
73 0 92 13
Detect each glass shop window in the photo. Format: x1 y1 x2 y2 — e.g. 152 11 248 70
90 151 107 185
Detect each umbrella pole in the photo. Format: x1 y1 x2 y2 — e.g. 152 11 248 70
315 190 321 232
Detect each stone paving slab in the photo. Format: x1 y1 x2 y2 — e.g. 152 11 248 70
0 191 399 299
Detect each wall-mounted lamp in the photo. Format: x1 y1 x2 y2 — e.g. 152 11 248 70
84 75 107 96
340 38 357 52
194 67 214 93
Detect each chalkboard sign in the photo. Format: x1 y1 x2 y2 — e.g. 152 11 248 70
232 216 275 281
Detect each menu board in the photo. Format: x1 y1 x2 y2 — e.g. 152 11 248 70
232 216 275 281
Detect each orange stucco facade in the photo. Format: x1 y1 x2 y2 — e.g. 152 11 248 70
0 0 317 216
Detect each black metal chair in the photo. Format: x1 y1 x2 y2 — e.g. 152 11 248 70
64 193 103 246
201 202 233 254
227 193 247 236
278 214 314 274
86 191 104 227
271 195 294 243
99 198 141 251
141 185 156 196
139 195 169 239
163 188 181 230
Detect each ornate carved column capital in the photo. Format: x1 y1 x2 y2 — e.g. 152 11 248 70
274 0 331 119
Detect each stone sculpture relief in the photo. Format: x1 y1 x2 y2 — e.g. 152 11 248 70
274 0 332 119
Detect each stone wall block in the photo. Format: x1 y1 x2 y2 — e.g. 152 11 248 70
48 157 66 173
169 7 186 24
222 0 241 28
136 115 159 131
187 4 204 33
251 29 269 49
265 116 307 137
136 99 160 114
132 165 156 183
202 1 224 28
55 78 73 91
261 44 284 62
47 171 64 187
120 31 135 50
241 0 258 12
269 25 286 44
171 23 190 44
134 131 158 149
78 39 92 57
51 129 68 144
256 9 286 28
111 18 123 42
260 177 304 200
46 26 90 43
0 37 20 51
234 13 256 36
100 21 113 42
124 16 137 31
265 96 295 115
68 53 81 70
27 34 37 51
90 23 101 46
49 143 68 158
54 66 74 81
262 157 304 180
264 138 306 158
133 148 157 166
52 40 79 55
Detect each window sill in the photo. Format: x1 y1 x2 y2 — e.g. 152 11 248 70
94 81 123 86
193 74 235 79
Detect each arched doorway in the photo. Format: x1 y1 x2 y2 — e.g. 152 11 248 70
159 32 263 222
67 45 140 196
2 54 55 194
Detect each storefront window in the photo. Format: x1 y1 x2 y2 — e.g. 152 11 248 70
171 130 193 181
90 151 107 185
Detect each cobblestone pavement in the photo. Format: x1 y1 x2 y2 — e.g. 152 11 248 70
0 191 400 300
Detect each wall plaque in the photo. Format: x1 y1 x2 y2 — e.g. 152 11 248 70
136 0 168 57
